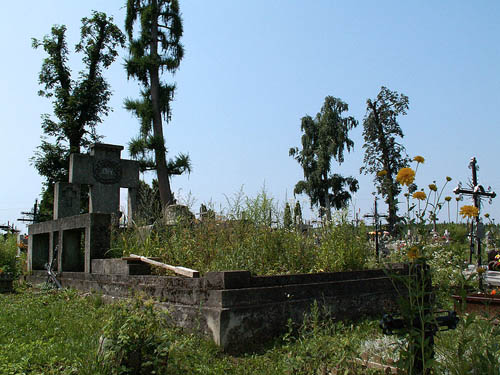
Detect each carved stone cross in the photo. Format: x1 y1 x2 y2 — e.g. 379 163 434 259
69 143 140 224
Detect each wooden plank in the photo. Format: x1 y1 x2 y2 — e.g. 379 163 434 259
128 254 200 278
122 256 161 261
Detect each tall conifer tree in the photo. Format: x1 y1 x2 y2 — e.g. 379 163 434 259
125 0 191 207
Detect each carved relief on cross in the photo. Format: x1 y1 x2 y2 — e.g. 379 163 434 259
69 143 140 224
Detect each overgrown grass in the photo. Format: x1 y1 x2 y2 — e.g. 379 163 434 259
111 220 372 275
111 189 373 275
0 287 381 374
3 286 500 374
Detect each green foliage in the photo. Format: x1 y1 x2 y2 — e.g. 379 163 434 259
290 96 359 221
31 12 125 220
125 0 190 206
136 179 163 225
0 288 113 374
100 299 170 374
0 235 19 276
361 86 410 232
112 190 372 276
293 201 303 226
283 203 292 229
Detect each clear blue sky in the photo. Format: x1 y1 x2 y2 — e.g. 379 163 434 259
2 1 500 231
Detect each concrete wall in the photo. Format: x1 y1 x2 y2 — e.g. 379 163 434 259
28 264 406 351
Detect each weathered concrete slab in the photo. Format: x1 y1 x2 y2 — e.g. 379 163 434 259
28 213 111 273
27 266 406 351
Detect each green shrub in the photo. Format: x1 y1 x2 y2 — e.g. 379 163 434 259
0 234 19 276
99 298 170 374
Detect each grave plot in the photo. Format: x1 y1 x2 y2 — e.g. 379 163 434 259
27 143 406 349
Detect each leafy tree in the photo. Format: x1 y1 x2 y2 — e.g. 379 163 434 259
125 0 191 207
290 96 359 221
360 86 410 233
31 12 125 219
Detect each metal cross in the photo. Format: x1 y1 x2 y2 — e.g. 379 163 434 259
453 157 496 266
364 196 388 259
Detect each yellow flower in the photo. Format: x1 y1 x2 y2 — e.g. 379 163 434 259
428 183 437 192
407 246 420 260
446 176 452 182
396 167 416 186
412 191 427 200
413 155 425 164
460 205 479 218
455 197 461 201
444 196 451 202
377 170 388 177
485 213 490 218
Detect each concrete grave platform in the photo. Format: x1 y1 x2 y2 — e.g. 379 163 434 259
28 265 406 351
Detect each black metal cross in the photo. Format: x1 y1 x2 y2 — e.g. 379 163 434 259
380 262 459 374
364 196 388 259
453 157 496 266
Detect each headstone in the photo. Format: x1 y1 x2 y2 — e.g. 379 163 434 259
164 205 195 225
69 143 140 223
54 182 81 219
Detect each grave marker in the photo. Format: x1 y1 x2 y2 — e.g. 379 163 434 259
69 143 140 223
364 196 388 259
453 157 496 266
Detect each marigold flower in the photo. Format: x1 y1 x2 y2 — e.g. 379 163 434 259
377 170 388 177
460 205 479 218
413 155 425 164
396 167 416 186
407 246 420 260
492 289 497 296
444 196 451 202
446 176 452 182
412 191 427 200
428 183 437 192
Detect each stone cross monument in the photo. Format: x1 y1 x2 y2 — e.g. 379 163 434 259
69 143 140 224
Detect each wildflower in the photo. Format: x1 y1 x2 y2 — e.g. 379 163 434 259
456 196 462 201
444 196 451 202
404 193 409 198
377 170 388 177
492 289 497 296
485 213 490 218
396 167 416 186
428 183 437 192
412 191 427 200
459 205 479 218
413 155 425 164
446 176 452 182
407 246 420 260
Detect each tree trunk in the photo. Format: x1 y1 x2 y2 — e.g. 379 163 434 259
150 0 174 207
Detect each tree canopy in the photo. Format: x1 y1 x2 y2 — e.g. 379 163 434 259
290 96 359 221
360 86 410 232
31 11 125 220
125 0 191 207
